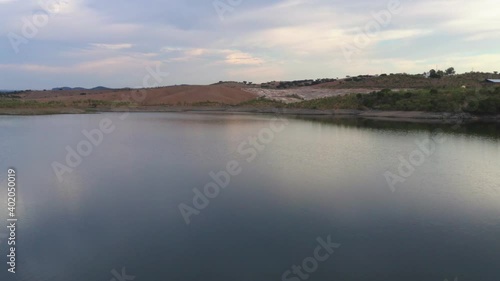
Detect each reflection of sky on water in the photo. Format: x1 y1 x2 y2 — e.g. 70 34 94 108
0 113 499 281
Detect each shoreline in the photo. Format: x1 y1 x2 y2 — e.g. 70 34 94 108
1 106 499 123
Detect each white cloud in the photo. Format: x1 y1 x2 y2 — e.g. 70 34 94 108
90 43 133 50
1 0 500 88
0 55 163 75
185 48 206 57
225 52 265 65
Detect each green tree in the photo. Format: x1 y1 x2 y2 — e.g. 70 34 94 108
429 69 440 78
445 67 455 75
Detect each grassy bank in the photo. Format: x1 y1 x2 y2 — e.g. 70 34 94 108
2 87 500 117
0 97 132 109
291 88 500 114
0 97 65 109
236 87 500 115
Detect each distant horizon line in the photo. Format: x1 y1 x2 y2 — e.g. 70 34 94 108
2 70 499 92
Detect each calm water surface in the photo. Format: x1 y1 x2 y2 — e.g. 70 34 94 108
0 113 499 281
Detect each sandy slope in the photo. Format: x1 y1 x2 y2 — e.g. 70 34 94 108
19 85 258 105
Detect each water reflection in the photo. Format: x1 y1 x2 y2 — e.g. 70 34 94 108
0 113 498 281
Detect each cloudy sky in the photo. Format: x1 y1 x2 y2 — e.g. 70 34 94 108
1 0 499 89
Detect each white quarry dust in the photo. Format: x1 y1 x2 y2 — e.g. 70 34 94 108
243 87 378 103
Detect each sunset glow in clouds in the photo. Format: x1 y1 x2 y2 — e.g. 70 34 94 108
1 0 499 89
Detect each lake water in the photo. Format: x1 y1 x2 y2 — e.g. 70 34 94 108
0 113 499 281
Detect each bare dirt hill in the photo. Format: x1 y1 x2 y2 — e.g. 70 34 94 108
19 85 258 105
